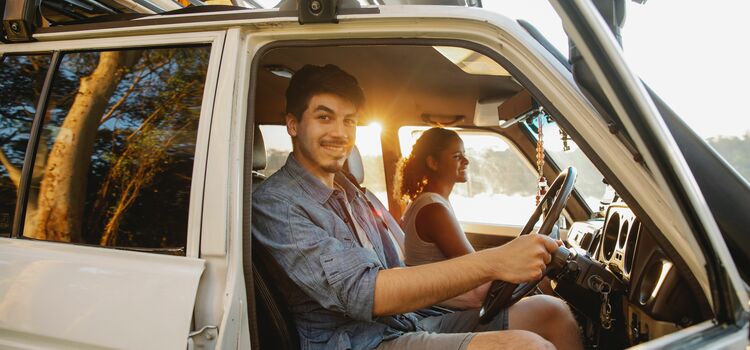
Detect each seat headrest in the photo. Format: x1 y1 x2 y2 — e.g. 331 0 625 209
253 126 266 171
344 145 365 185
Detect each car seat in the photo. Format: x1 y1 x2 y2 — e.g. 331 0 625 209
248 126 300 349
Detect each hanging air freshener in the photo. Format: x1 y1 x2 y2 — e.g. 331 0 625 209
535 113 548 206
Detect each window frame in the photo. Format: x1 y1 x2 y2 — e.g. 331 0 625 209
0 52 56 239
0 31 225 258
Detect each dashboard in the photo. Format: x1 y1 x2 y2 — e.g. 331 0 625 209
559 202 710 347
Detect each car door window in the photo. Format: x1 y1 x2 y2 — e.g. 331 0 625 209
399 126 538 226
0 54 51 237
20 46 210 254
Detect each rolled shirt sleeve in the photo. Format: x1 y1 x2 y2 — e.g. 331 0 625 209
252 190 383 322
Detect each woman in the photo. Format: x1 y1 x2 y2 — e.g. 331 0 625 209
395 127 488 308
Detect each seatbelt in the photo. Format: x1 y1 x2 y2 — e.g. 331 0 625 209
339 171 454 316
340 171 404 266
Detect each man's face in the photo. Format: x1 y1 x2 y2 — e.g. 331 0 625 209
287 93 358 179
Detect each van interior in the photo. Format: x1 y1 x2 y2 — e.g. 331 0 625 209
248 44 712 349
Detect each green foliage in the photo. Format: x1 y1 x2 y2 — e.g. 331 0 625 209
85 47 208 249
707 133 750 183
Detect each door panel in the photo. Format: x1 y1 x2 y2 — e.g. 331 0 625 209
0 239 204 350
0 31 223 350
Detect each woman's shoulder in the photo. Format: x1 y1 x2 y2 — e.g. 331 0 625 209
413 192 449 206
402 192 451 221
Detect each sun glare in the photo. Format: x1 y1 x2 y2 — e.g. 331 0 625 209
354 123 383 157
368 122 382 134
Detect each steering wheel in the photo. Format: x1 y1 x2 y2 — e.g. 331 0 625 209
479 167 577 324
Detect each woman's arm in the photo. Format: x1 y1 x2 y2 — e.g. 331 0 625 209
415 203 473 258
415 203 488 309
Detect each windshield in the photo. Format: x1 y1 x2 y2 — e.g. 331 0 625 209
481 0 750 184
524 115 607 212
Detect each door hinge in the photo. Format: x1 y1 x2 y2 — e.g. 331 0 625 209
187 325 219 350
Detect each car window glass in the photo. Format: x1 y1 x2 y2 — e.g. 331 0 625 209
21 46 210 254
0 54 51 237
399 126 538 226
258 124 388 208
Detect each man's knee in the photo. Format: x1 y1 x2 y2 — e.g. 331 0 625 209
529 295 576 324
468 330 554 350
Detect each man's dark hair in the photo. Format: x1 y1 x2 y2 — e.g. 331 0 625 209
285 64 365 119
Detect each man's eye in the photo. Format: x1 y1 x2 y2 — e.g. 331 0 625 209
344 119 357 127
318 115 331 120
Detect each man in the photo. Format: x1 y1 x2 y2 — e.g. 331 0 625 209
252 64 582 350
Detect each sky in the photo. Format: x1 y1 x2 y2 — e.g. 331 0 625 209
482 0 750 139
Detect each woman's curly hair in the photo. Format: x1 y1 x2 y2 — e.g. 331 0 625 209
394 127 461 208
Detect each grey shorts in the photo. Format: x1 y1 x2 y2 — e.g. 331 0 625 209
374 308 509 350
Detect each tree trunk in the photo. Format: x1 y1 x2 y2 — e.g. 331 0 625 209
27 51 139 242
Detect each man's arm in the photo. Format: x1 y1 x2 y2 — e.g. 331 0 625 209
438 282 490 310
253 190 383 322
373 234 559 317
413 203 484 309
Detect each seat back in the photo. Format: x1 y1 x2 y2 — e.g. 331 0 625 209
252 126 267 192
248 125 299 349
252 239 300 350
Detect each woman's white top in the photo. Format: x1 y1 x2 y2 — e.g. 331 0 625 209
402 192 456 266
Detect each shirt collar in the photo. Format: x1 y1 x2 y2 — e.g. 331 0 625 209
284 153 360 205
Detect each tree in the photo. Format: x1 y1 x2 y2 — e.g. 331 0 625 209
25 51 140 242
0 46 208 247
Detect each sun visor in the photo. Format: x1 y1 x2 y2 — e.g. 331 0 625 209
473 90 534 127
498 90 534 122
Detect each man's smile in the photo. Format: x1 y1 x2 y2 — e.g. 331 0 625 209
320 141 350 156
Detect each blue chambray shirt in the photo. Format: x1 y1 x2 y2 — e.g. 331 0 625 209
252 154 422 350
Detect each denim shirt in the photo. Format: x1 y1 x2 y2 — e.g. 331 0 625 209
252 154 421 350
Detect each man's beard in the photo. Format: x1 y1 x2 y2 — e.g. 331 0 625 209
319 137 349 173
321 160 344 173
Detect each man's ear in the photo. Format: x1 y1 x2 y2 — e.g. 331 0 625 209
426 155 438 172
285 113 298 137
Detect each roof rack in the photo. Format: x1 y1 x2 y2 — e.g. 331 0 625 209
1 0 189 42
1 0 485 42
2 0 40 42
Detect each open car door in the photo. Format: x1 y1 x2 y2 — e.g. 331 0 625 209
549 0 749 347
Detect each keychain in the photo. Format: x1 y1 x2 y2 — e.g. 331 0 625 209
588 275 614 330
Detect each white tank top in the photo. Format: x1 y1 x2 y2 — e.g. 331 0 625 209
401 192 455 266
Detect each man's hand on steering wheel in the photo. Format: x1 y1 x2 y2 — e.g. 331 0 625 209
478 167 577 324
484 234 560 284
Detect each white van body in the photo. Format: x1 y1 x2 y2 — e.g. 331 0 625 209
0 2 747 349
